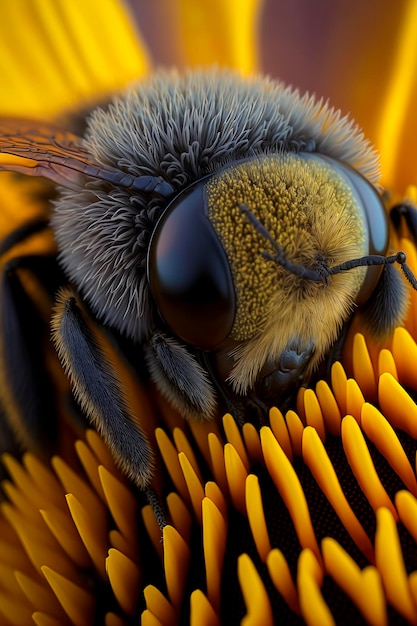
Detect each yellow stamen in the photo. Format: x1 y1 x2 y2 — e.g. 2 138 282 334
242 422 264 464
190 589 220 626
166 492 193 543
352 333 377 402
178 452 205 524
106 549 141 616
266 548 300 615
302 427 374 561
245 474 271 562
374 507 417 624
65 494 108 579
297 549 334 626
238 553 274 626
322 538 387 626
163 525 190 608
173 427 204 483
40 508 91 568
377 349 398 380
155 428 189 504
202 496 227 610
269 406 293 461
378 372 417 438
143 585 177 626
224 443 248 516
99 465 138 544
361 403 417 495
331 362 348 416
345 378 365 425
223 413 250 469
303 389 326 441
285 410 304 457
261 427 321 562
204 481 228 522
41 566 95 626
208 433 229 497
315 380 342 436
396 490 417 544
341 416 397 518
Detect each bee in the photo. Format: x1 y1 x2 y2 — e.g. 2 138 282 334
0 70 416 489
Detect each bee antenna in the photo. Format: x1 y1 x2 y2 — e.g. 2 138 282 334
239 203 417 290
328 251 417 290
239 204 330 282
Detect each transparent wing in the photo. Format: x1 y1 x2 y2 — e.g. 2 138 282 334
0 117 137 190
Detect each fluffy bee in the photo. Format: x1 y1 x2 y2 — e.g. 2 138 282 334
0 70 416 489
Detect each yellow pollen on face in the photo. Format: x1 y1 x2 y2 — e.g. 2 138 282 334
206 154 367 342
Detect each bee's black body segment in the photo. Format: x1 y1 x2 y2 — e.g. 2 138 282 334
0 254 62 452
0 217 50 257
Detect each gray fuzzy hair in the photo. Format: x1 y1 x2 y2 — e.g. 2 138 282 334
52 69 380 342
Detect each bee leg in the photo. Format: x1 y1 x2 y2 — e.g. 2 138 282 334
359 261 409 338
145 486 167 529
52 289 154 489
144 332 217 420
390 202 417 239
0 255 62 453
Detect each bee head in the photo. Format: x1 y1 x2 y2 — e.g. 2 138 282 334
149 151 405 398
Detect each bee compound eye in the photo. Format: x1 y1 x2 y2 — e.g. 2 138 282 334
340 163 390 306
148 182 236 350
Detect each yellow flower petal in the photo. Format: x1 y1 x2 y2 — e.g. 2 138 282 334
376 0 417 189
0 0 149 118
176 0 262 72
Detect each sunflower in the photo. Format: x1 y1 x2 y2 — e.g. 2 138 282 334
0 1 417 625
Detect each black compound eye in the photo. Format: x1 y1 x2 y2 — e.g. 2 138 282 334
147 182 236 350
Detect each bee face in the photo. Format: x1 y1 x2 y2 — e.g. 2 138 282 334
0 69 414 487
